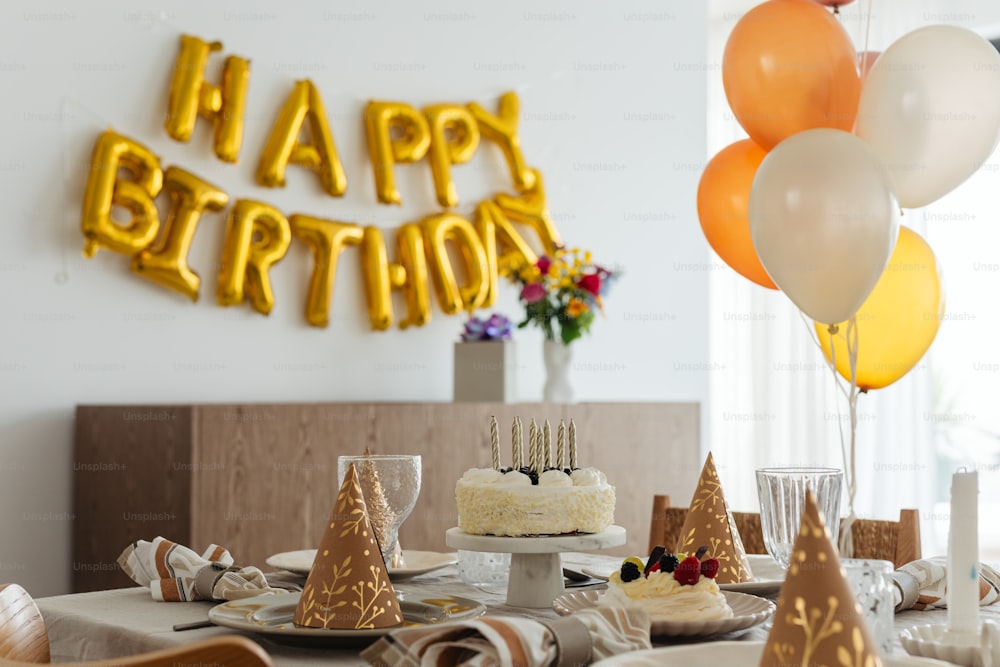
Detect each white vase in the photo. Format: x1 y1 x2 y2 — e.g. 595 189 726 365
543 340 574 403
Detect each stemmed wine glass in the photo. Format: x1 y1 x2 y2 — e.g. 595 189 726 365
338 454 422 570
755 467 843 569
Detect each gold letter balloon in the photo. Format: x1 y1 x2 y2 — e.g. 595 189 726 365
217 200 292 315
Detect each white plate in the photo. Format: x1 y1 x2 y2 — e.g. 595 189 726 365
592 641 958 666
581 554 786 595
553 590 774 638
265 549 457 580
208 591 485 646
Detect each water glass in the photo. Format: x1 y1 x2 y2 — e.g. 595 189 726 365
337 454 421 569
756 467 843 569
841 558 894 656
457 550 511 590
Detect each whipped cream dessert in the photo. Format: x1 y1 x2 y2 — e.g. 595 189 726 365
455 466 615 536
599 548 734 621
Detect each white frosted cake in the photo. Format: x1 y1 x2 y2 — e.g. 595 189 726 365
600 549 733 621
455 466 616 536
456 416 615 537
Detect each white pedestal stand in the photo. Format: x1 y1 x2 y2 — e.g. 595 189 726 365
446 526 626 608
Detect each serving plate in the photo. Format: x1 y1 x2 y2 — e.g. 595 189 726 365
552 589 774 638
266 549 457 580
208 591 484 646
581 554 786 596
592 641 957 666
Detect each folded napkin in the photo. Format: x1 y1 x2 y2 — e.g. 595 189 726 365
361 606 651 667
893 556 1000 612
117 536 282 602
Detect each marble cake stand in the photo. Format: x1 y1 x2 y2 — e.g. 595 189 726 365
446 526 626 608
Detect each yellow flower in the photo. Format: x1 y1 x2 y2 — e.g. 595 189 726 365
566 298 589 317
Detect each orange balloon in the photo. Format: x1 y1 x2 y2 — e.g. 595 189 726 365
697 140 777 289
723 0 861 150
816 227 944 390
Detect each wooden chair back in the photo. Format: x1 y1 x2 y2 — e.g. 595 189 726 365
649 494 921 568
0 584 49 663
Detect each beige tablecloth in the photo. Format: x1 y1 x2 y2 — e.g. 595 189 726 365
36 552 1000 666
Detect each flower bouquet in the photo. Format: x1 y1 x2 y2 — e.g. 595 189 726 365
507 247 617 345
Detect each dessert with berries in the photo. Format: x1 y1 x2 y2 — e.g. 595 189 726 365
455 417 615 536
600 545 734 620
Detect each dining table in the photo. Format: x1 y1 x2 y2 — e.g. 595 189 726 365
35 551 1000 666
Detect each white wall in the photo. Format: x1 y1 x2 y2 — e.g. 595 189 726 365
0 0 709 595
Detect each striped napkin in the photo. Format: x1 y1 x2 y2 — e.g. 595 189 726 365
893 556 1000 612
361 606 651 667
117 536 282 602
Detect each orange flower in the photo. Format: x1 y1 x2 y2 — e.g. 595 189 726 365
566 298 589 318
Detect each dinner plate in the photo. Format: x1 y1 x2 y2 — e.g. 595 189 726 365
581 554 786 595
208 591 485 646
552 590 774 638
592 641 957 666
265 549 457 580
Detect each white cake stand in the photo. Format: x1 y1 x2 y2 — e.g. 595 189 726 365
446 525 626 608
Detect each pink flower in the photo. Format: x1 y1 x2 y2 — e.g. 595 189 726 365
577 273 601 296
535 255 552 275
521 283 546 303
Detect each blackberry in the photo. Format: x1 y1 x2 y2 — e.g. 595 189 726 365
659 553 680 573
620 561 642 582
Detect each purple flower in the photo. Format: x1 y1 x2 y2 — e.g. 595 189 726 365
521 283 546 304
461 313 513 341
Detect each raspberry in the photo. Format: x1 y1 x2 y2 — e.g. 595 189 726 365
646 562 661 574
700 557 720 579
673 556 702 585
620 561 642 582
659 553 680 573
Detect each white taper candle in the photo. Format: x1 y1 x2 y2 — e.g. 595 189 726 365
947 468 980 636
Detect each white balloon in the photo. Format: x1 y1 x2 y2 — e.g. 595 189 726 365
749 129 900 325
856 25 1000 208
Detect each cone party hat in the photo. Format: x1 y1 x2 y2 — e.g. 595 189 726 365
676 452 753 583
759 490 883 667
293 463 402 629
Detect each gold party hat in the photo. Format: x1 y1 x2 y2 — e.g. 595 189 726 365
357 448 404 568
293 463 402 629
676 452 753 583
759 490 883 667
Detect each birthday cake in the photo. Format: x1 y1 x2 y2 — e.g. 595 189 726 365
455 417 616 537
600 546 733 621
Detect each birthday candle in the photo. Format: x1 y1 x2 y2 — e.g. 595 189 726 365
947 469 979 636
557 420 566 469
543 421 552 468
528 419 537 470
490 415 500 471
569 419 577 469
512 417 523 469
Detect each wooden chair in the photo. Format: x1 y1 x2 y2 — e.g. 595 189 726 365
648 494 922 568
0 583 272 667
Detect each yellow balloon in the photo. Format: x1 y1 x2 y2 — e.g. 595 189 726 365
476 200 538 277
468 91 535 191
289 214 363 327
80 130 163 258
392 223 431 329
131 166 229 301
217 200 291 315
421 213 489 315
164 35 250 163
493 168 562 254
424 104 480 208
817 226 944 390
361 226 393 331
256 80 347 197
364 101 430 205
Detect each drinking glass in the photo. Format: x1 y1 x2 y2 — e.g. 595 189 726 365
841 558 894 656
756 467 842 569
337 455 421 570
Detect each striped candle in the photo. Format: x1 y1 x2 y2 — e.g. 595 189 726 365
557 420 566 469
569 419 577 469
543 421 552 468
512 417 523 469
490 415 500 470
528 419 537 470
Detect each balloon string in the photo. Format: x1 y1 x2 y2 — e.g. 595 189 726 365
799 311 850 402
863 0 874 58
838 315 860 558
